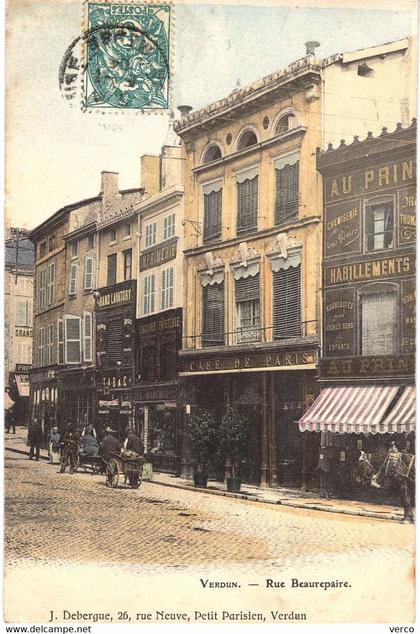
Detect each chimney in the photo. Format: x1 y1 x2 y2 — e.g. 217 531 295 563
305 41 320 56
100 171 119 199
177 104 193 118
140 155 160 195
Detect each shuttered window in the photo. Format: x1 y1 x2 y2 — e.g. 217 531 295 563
83 312 93 362
235 275 261 343
38 327 45 366
145 223 157 247
143 274 155 315
108 317 123 364
142 345 157 381
39 269 47 308
47 323 55 365
237 176 258 236
272 266 301 339
203 190 222 243
163 214 175 240
275 161 299 224
84 257 94 289
64 316 81 364
365 199 394 252
107 254 117 286
57 319 64 365
161 267 174 310
47 262 55 304
202 283 224 347
68 264 77 295
361 291 398 355
123 250 132 281
16 301 31 326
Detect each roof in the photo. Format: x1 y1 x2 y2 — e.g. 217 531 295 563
5 238 35 269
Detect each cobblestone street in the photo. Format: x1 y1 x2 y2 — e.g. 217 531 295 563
4 447 415 624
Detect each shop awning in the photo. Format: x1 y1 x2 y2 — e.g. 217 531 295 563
4 392 14 410
297 386 400 434
15 374 30 397
379 387 415 434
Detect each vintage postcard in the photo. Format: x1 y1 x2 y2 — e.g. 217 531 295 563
4 0 417 629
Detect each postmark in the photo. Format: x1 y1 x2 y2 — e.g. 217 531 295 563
59 1 171 111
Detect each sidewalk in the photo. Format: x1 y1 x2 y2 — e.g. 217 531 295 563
5 427 405 522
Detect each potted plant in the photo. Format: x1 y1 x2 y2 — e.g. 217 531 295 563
219 408 249 492
187 409 218 487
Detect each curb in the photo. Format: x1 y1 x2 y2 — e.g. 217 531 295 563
147 478 404 523
5 446 49 461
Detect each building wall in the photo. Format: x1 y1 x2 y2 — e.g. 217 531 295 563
4 270 34 380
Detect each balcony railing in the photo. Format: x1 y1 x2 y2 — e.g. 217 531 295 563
184 320 318 350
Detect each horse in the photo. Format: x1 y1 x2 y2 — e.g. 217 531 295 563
356 450 415 523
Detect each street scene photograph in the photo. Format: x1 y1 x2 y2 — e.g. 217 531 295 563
3 0 417 628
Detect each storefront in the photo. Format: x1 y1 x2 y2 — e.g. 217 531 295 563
134 308 182 474
58 367 97 431
95 280 136 440
9 363 31 426
29 367 59 445
179 345 320 487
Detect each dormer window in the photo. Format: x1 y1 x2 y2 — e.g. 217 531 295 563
237 130 258 150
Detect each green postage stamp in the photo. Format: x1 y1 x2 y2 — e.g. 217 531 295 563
83 1 171 110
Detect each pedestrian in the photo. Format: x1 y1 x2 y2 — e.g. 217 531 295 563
81 423 97 438
28 418 43 461
80 431 99 457
99 426 122 463
123 428 144 456
5 409 16 434
317 443 336 499
48 426 61 464
59 424 80 474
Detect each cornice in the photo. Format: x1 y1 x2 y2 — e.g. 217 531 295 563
138 188 184 216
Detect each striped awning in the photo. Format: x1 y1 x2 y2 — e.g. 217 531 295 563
379 387 415 434
298 386 400 434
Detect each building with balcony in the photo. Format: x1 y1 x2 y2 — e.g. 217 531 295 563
174 37 416 487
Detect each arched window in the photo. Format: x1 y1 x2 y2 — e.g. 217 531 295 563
276 113 297 134
202 145 222 163
237 130 258 150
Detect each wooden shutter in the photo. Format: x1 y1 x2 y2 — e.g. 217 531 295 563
202 283 224 346
84 257 94 289
142 344 157 381
47 262 55 304
83 312 93 362
237 176 258 236
68 264 77 295
235 275 260 302
57 319 64 365
272 266 301 339
361 291 397 355
108 316 123 364
203 190 222 242
64 316 81 363
107 254 117 286
275 161 299 224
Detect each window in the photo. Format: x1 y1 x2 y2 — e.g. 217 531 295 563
143 274 155 314
68 263 77 295
163 214 175 240
160 339 177 380
48 235 56 252
203 184 222 243
274 153 299 224
57 319 64 365
123 222 131 237
276 113 297 134
83 312 93 362
109 228 117 243
39 269 47 309
123 249 132 281
39 242 47 259
235 275 261 343
202 283 224 347
142 345 157 381
272 266 301 339
17 342 31 364
64 315 81 364
16 301 31 326
47 323 55 365
107 254 117 286
108 316 123 365
237 130 258 150
84 256 94 290
87 234 95 249
71 241 78 258
361 288 398 355
38 327 45 366
161 267 174 310
145 222 157 247
47 261 55 304
237 171 258 236
365 199 394 252
203 145 222 163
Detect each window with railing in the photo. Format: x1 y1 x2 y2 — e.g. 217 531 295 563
235 274 261 343
272 265 301 339
236 167 258 237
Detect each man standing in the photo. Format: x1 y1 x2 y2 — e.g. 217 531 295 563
28 418 43 461
99 427 122 463
124 428 144 456
59 424 80 474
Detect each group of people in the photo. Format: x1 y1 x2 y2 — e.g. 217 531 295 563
27 419 144 475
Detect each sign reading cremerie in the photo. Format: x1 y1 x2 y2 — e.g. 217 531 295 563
140 238 177 271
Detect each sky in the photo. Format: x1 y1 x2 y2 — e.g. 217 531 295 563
6 0 417 229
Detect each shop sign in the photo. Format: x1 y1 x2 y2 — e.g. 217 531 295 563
138 308 182 336
182 350 318 374
97 287 133 308
48 370 57 379
325 200 361 258
398 186 416 245
99 399 119 408
324 288 356 357
15 327 33 337
325 254 414 287
16 364 32 373
121 400 132 408
325 159 415 202
102 375 131 388
401 280 416 353
140 238 177 271
164 401 177 409
135 384 178 402
320 354 415 379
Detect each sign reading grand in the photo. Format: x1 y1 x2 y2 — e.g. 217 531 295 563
181 350 318 374
325 254 415 286
97 281 135 309
140 238 177 271
325 159 415 201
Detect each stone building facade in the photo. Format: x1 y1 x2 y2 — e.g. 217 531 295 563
174 38 416 487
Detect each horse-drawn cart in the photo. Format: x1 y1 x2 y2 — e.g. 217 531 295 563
76 453 104 475
106 451 144 489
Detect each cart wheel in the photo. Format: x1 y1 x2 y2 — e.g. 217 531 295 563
128 472 141 488
106 459 119 488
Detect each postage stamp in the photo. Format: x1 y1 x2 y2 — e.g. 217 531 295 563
81 1 171 110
